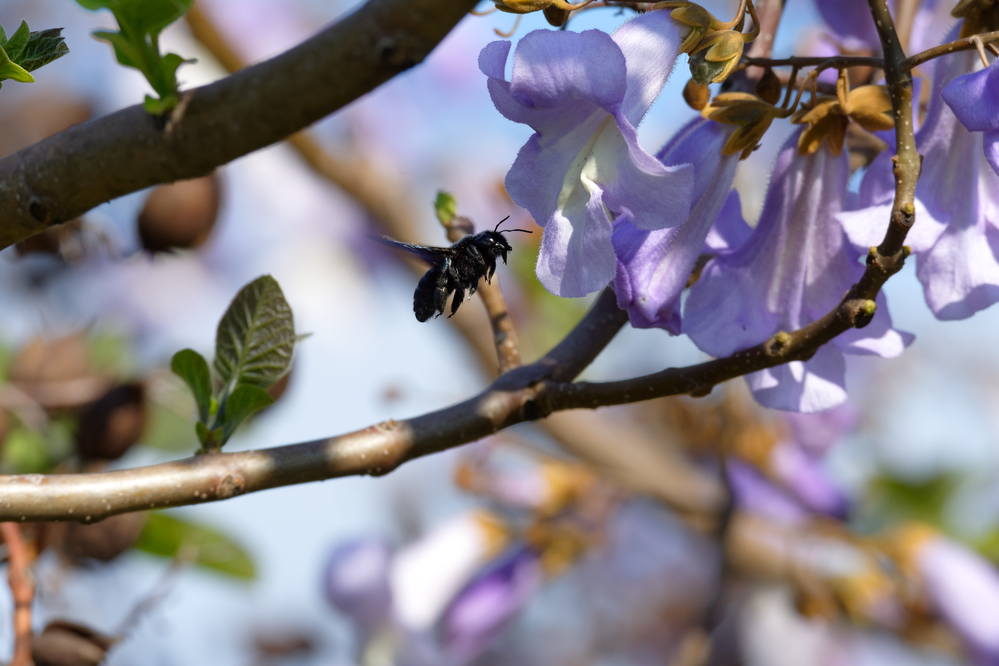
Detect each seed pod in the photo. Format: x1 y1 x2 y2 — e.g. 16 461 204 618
75 382 147 462
32 620 116 666
755 68 782 106
683 79 710 111
138 172 222 253
543 5 570 26
62 512 148 563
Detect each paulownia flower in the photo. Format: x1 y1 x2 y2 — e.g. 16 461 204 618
684 131 911 412
943 58 999 177
480 11 693 297
612 119 740 332
841 42 999 320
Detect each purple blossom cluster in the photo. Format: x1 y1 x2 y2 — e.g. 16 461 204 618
482 2 999 414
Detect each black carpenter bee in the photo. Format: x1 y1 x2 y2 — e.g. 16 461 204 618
380 217 532 322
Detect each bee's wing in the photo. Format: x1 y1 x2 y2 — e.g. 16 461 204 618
378 236 452 266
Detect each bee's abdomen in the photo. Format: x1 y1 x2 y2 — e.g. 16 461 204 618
414 265 450 322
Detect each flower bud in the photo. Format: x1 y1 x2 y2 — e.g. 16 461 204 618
683 79 710 111
688 30 745 84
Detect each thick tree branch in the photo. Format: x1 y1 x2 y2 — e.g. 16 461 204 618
0 0 477 249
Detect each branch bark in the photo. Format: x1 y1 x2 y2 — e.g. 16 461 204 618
0 0 477 249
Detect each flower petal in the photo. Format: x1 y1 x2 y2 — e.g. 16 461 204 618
612 120 735 330
536 171 617 296
916 212 999 319
942 60 999 132
747 345 848 413
705 191 751 252
612 9 683 125
835 293 914 357
509 28 626 112
986 128 999 177
597 114 693 230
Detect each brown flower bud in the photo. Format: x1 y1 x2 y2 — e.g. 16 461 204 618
683 79 711 111
62 512 148 563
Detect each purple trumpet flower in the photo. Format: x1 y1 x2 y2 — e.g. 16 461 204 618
612 119 740 332
441 546 544 662
944 58 999 178
480 10 693 297
685 131 911 412
917 533 999 661
841 40 999 320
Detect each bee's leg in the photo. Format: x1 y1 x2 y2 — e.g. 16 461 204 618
483 255 497 283
448 287 465 317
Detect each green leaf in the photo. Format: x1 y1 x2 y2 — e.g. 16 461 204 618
75 0 114 10
3 21 31 62
434 191 458 226
218 384 274 443
214 275 295 392
76 0 192 112
92 29 139 68
0 46 34 83
18 28 69 72
170 349 212 423
135 512 257 580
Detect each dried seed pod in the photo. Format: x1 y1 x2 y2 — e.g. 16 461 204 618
32 620 116 666
75 382 147 462
683 79 710 111
62 512 148 563
543 5 570 26
138 172 222 253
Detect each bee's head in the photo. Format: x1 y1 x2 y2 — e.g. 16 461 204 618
474 216 531 263
474 230 514 262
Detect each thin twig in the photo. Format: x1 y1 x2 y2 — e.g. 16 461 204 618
904 29 999 70
2 523 35 666
742 55 883 70
444 217 524 373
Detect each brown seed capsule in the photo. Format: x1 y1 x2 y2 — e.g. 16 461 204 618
138 172 222 253
32 619 116 666
683 79 710 111
543 5 570 26
62 512 148 563
75 382 147 462
755 68 782 106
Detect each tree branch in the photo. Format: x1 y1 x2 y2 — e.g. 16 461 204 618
2 523 35 666
0 0 477 249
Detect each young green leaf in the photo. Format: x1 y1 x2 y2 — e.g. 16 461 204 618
135 512 257 580
0 47 34 84
74 0 193 113
434 190 458 226
3 21 31 62
214 275 295 392
170 349 212 423
218 384 274 443
17 28 70 72
0 21 69 87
